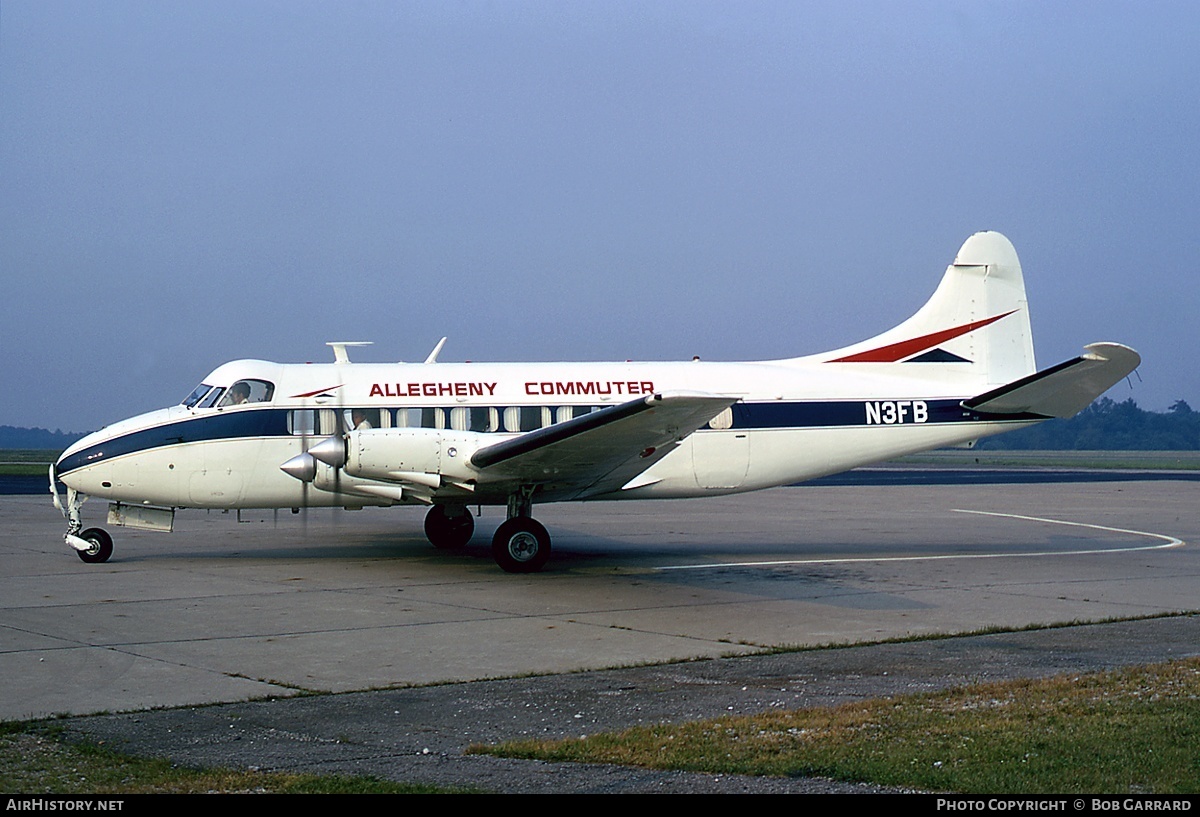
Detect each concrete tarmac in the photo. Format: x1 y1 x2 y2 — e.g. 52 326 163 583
57 617 1200 793
3 475 1197 722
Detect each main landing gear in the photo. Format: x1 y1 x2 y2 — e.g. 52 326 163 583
491 489 550 574
422 490 551 574
423 504 475 549
491 516 551 574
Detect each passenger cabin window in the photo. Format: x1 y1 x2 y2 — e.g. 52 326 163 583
288 410 317 436
503 406 544 432
343 408 384 431
707 407 734 430
216 379 274 408
318 409 340 435
423 408 445 429
451 406 498 432
388 405 446 429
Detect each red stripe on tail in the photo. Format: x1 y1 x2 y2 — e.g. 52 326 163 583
828 311 1016 363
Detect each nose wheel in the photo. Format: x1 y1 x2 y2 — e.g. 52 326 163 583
491 517 551 573
75 527 114 564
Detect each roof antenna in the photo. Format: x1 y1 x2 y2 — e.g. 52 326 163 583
424 337 448 364
326 341 373 364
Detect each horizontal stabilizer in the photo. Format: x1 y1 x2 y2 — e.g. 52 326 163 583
963 343 1140 419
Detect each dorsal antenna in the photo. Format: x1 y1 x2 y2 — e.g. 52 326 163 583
326 341 373 364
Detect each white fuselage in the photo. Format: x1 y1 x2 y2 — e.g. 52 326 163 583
55 355 1039 511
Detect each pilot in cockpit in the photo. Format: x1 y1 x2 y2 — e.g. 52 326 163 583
228 383 251 405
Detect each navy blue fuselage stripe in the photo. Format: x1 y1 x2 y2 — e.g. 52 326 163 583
55 400 1045 476
730 399 1042 429
56 409 290 476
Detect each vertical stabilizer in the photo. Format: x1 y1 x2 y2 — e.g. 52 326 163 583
811 231 1036 389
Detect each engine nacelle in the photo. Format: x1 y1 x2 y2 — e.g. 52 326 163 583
343 427 487 485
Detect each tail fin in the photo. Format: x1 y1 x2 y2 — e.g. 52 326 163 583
810 232 1036 390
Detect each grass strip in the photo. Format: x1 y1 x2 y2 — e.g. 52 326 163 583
475 657 1200 793
0 723 471 794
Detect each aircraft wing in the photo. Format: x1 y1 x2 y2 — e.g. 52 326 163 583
470 391 738 498
963 342 1141 418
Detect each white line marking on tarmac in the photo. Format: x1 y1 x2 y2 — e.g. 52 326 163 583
657 509 1185 571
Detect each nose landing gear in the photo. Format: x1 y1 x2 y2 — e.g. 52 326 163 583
74 528 114 563
53 468 115 564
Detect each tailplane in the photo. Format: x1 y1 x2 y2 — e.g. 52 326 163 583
965 342 1140 419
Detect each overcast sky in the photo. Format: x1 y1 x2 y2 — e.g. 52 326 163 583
2 1 1197 433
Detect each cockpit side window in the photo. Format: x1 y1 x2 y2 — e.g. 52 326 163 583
216 379 275 408
182 383 212 408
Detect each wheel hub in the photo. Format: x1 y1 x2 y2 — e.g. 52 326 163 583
506 531 539 561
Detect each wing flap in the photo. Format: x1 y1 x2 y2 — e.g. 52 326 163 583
470 391 737 497
963 342 1140 418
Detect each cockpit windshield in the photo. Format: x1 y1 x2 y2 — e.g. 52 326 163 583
198 388 225 409
182 383 212 408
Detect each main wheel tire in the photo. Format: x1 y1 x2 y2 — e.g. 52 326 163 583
424 505 475 549
491 518 551 573
77 527 113 564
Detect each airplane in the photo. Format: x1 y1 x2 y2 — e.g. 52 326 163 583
51 231 1140 573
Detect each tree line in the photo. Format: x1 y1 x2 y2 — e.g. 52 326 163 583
977 398 1200 450
0 426 88 450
